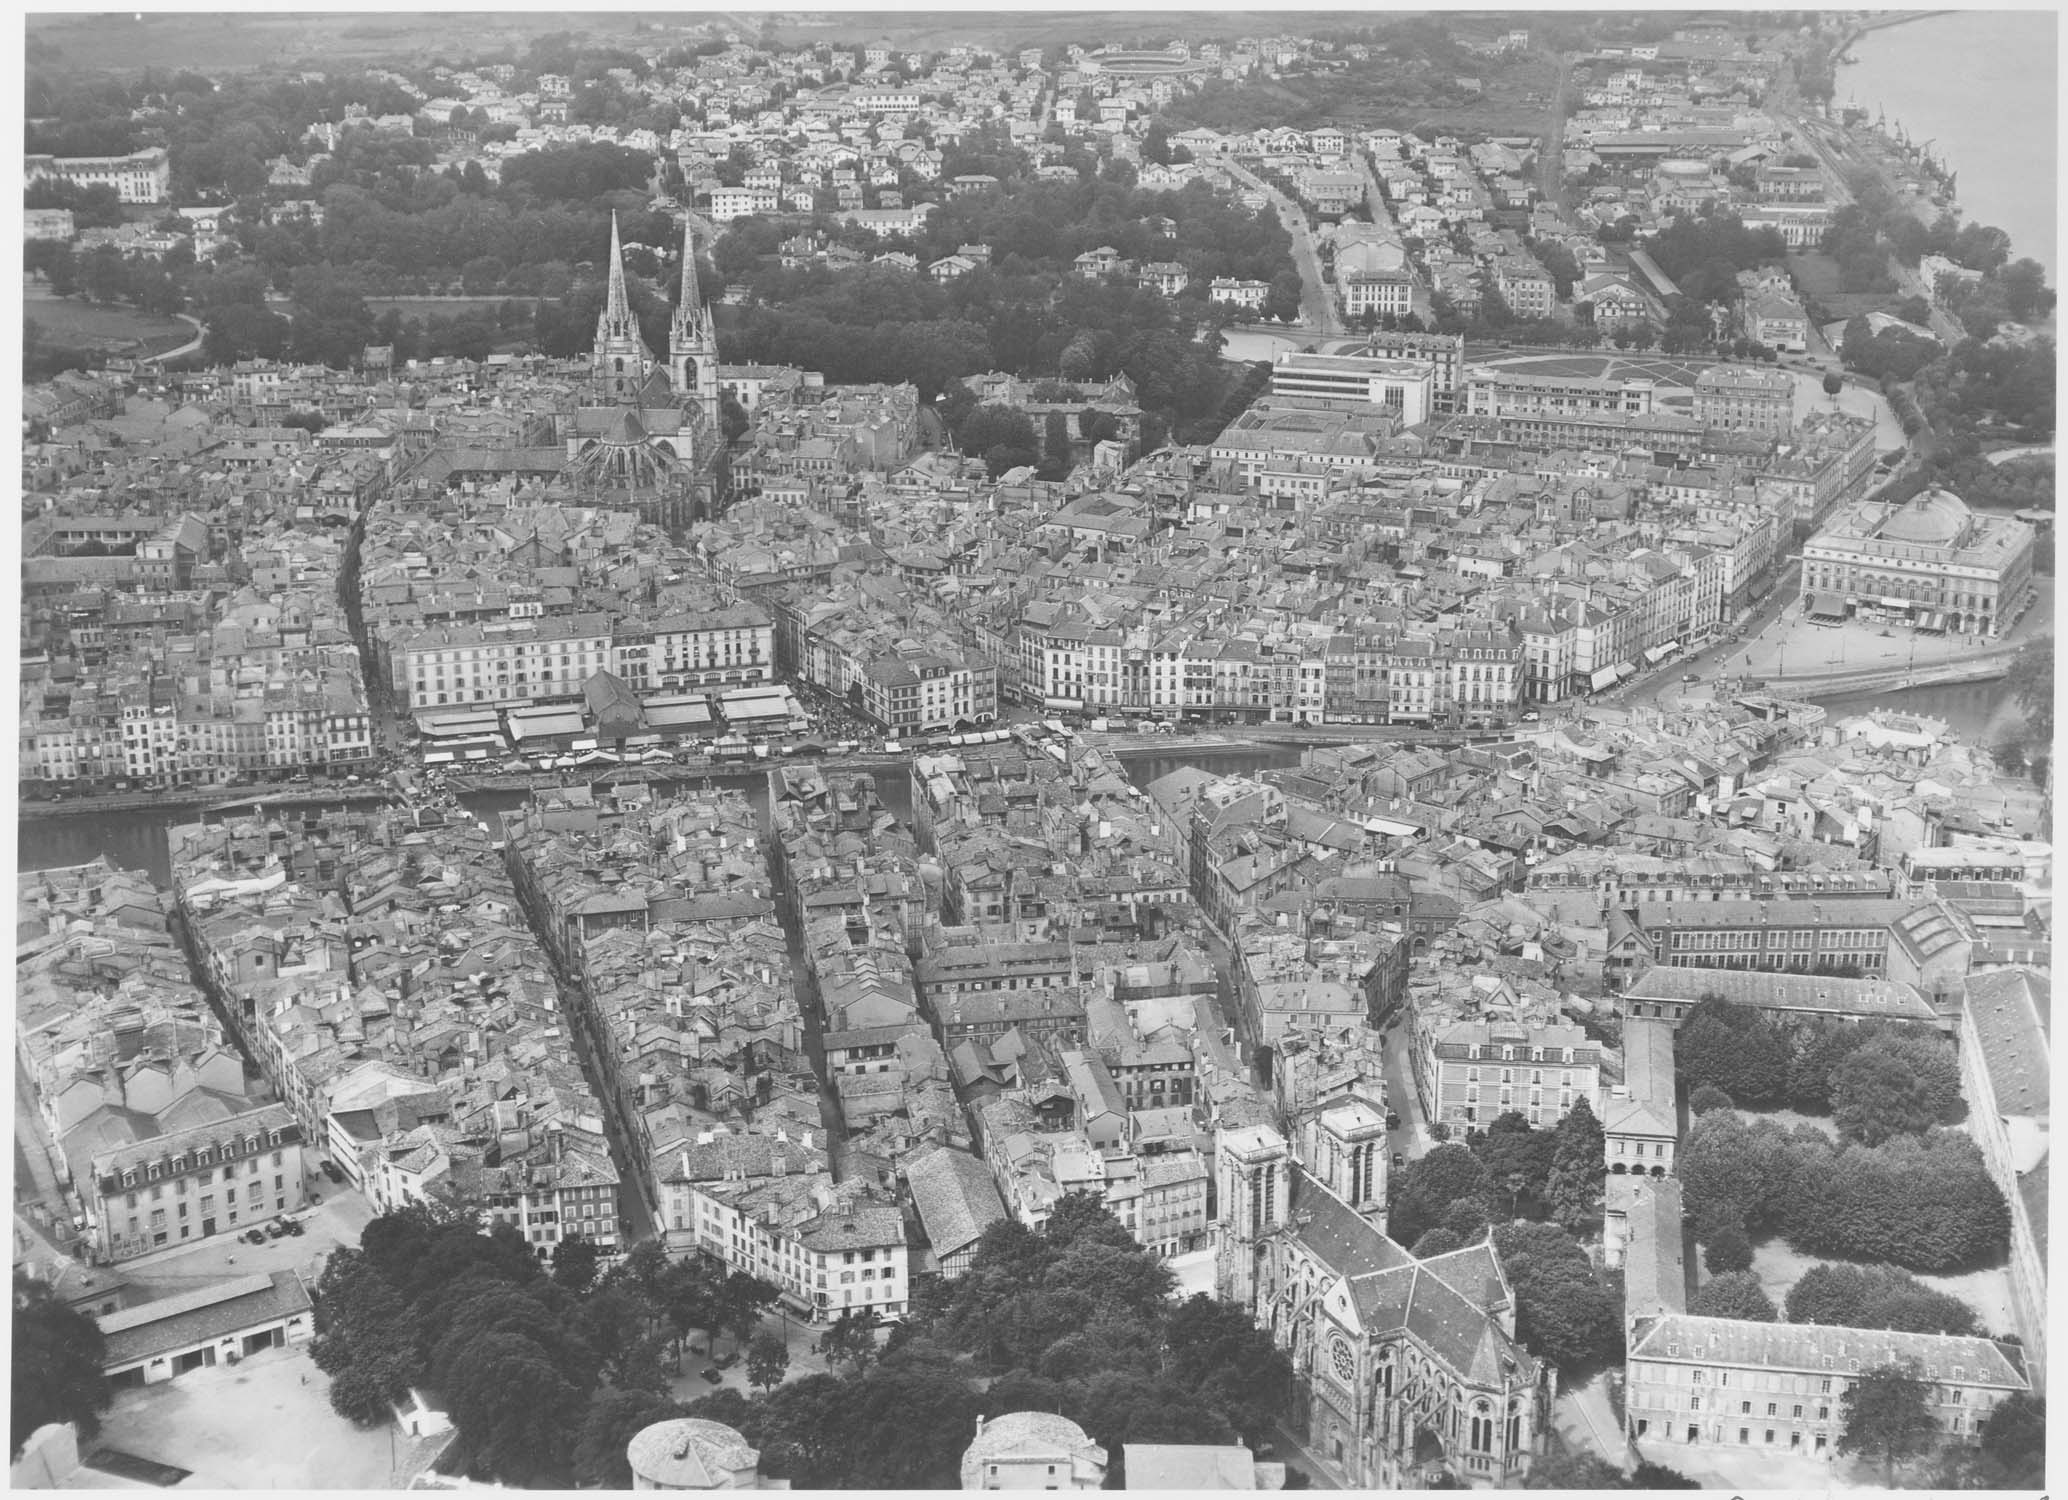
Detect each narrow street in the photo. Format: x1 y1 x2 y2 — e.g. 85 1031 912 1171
1535 52 1572 206
1219 157 1341 337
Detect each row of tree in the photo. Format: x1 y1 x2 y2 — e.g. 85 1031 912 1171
310 1205 780 1486
1678 1108 2009 1275
1675 995 1963 1143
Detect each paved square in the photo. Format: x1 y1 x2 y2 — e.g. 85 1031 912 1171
96 1341 399 1490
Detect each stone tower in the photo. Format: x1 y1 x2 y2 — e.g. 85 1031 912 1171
1214 1123 1291 1313
668 216 720 431
591 210 657 403
1298 1094 1389 1224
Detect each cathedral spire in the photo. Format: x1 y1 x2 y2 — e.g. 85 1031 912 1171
677 215 701 313
669 214 719 429
603 209 633 332
591 210 656 402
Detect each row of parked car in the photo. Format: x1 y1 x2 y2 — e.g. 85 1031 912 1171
239 1217 306 1245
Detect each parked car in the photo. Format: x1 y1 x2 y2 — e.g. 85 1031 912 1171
715 1352 739 1370
320 1160 345 1184
265 1222 288 1238
1682 672 1699 683
700 1367 724 1385
243 1228 267 1245
1385 1112 1401 1130
286 1220 305 1236
1391 1151 1405 1169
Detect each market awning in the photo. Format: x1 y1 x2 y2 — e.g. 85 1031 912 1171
1644 641 1678 664
1881 597 1914 610
1805 593 1845 619
1916 611 1946 633
1614 662 1639 681
1590 665 1620 692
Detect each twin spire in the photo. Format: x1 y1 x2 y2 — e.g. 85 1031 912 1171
595 209 649 354
592 208 716 413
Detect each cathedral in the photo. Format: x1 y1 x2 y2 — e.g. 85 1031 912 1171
564 211 727 527
1216 1120 1553 1489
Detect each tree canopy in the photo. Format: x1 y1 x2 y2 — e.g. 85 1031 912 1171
11 1273 112 1459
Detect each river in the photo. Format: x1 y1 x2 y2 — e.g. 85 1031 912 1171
19 705 2012 886
1842 11 2058 278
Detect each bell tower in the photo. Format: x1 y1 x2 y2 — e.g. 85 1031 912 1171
591 211 657 403
1215 1123 1291 1313
669 217 720 431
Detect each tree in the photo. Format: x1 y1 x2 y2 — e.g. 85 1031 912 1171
11 1273 111 1458
1525 1446 1626 1489
1704 1222 1755 1274
573 1389 683 1489
2006 637 2053 742
717 1272 780 1356
1688 1270 1776 1322
442 1331 586 1485
308 1249 422 1427
1784 1262 1978 1336
746 1330 789 1392
1837 1360 1939 1483
1491 1222 1623 1371
1675 996 1791 1107
1831 1045 1939 1145
1389 1144 1493 1246
1688 1083 1734 1114
1545 1098 1606 1232
1822 371 1845 397
821 1307 884 1374
551 1233 602 1294
1966 1392 2046 1488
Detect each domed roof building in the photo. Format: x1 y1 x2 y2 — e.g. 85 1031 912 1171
959 1412 1108 1490
1800 485 2036 637
626 1417 762 1490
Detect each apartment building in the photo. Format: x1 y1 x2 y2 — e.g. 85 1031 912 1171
88 1104 306 1262
1692 364 1794 437
684 1177 911 1320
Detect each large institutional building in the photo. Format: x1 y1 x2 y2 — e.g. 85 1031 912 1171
1800 488 2036 636
24 146 171 202
1216 1123 1551 1489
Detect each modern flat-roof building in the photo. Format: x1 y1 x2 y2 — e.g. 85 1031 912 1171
1461 367 1656 419
1801 488 2036 637
1269 352 1433 427
1360 329 1466 412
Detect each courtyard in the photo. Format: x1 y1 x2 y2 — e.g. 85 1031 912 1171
94 1339 424 1490
1688 1232 2019 1346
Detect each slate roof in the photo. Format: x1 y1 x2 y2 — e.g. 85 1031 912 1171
98 1271 310 1369
903 1144 1007 1260
1289 1168 1412 1279
1629 1314 2027 1389
1962 967 2050 1118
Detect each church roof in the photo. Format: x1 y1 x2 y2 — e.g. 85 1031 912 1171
1289 1167 1412 1278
